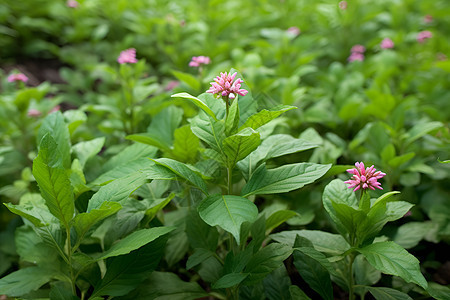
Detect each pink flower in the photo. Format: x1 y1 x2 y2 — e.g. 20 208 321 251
27 109 41 117
424 15 433 24
117 48 138 64
339 1 347 10
286 26 300 37
66 0 79 8
348 52 364 62
380 38 394 49
351 44 366 54
7 73 28 83
417 31 432 43
207 72 248 100
50 105 60 113
189 56 211 67
165 80 179 91
345 162 386 191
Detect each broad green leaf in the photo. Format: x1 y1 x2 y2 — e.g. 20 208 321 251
64 109 87 135
265 210 298 234
37 111 71 169
72 137 105 168
132 271 208 300
87 172 147 212
357 241 428 289
289 285 312 300
270 230 350 256
150 158 208 195
92 234 170 297
144 193 175 223
427 282 450 300
0 267 54 297
366 287 413 300
263 266 292 300
185 209 219 251
49 282 79 300
225 97 240 136
165 211 190 267
70 159 89 198
126 133 172 152
354 255 381 286
172 92 217 120
93 158 154 185
186 249 214 270
171 70 200 91
223 128 261 168
250 216 266 252
33 134 74 226
102 143 157 173
388 152 415 168
147 106 183 146
4 202 44 227
72 201 122 245
198 194 258 244
240 105 296 131
172 125 199 163
372 191 401 207
404 121 443 145
393 221 436 249
332 201 366 244
293 236 333 300
237 134 319 179
97 226 175 261
190 116 226 154
213 273 249 289
322 179 358 236
242 163 331 197
243 243 292 285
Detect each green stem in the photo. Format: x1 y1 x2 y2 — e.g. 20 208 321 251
227 166 233 195
348 253 356 300
66 227 76 295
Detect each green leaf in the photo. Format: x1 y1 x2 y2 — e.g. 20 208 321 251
332 201 366 243
366 287 413 300
243 243 292 285
293 236 334 300
265 210 298 234
171 70 201 91
427 282 450 300
87 172 147 212
50 282 79 300
270 230 350 256
33 134 74 226
172 92 217 120
144 193 175 223
393 221 436 249
242 163 331 197
354 255 381 286
148 106 184 147
93 158 154 185
213 273 249 289
240 105 296 131
172 125 199 163
322 179 358 236
388 152 415 168
0 267 54 297
92 234 170 297
357 241 428 289
150 158 208 195
4 202 44 227
263 266 292 300
185 209 219 251
404 121 443 145
225 97 240 136
126 133 172 153
72 137 105 169
72 201 122 245
190 115 226 154
37 111 71 169
132 272 208 300
186 249 214 270
97 226 175 261
198 194 258 244
237 134 319 179
101 143 157 173
223 127 261 168
289 285 312 300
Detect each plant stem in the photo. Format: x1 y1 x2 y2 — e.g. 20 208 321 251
348 253 356 300
66 227 76 295
227 166 233 195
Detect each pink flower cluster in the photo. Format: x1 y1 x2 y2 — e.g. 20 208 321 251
380 38 394 49
207 72 248 100
348 44 365 62
345 162 386 191
189 56 211 67
423 15 433 24
417 31 432 43
7 73 28 83
117 48 138 64
339 1 347 10
66 0 79 8
286 26 300 37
